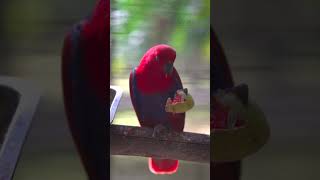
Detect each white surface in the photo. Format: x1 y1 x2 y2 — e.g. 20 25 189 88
110 86 123 124
0 77 40 180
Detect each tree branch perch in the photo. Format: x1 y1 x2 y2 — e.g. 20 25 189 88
110 125 210 164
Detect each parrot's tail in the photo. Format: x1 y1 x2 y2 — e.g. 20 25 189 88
148 158 179 175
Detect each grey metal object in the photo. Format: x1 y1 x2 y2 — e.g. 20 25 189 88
0 77 40 180
110 86 123 124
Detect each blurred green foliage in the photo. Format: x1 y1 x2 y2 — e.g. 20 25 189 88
111 0 210 77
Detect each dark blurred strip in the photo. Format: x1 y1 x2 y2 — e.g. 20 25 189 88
211 27 241 180
0 1 12 75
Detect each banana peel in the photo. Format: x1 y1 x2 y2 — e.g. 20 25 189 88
165 94 194 113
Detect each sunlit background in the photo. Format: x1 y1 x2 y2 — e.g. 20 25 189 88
213 1 320 179
110 0 210 179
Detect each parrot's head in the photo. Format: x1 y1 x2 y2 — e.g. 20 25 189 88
135 44 177 93
155 45 176 78
138 44 176 78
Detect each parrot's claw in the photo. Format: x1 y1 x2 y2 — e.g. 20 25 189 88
152 124 169 138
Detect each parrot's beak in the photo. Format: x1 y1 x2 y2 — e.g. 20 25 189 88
164 63 174 77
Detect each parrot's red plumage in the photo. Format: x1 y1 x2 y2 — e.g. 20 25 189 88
211 27 241 180
61 0 109 179
129 44 185 174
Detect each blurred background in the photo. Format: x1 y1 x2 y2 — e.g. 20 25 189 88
0 0 99 179
5 0 319 179
0 0 210 179
213 0 320 179
110 0 210 179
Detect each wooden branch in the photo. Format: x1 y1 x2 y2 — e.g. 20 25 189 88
110 125 210 164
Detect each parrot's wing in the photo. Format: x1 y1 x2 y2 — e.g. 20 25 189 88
171 67 183 90
129 68 143 122
167 67 185 131
61 1 109 179
129 68 159 127
129 68 157 127
62 22 85 123
62 21 108 179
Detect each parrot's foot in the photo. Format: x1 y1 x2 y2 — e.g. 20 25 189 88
152 124 170 138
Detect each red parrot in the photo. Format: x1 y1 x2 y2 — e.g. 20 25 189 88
61 0 109 179
211 27 242 180
129 44 185 175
